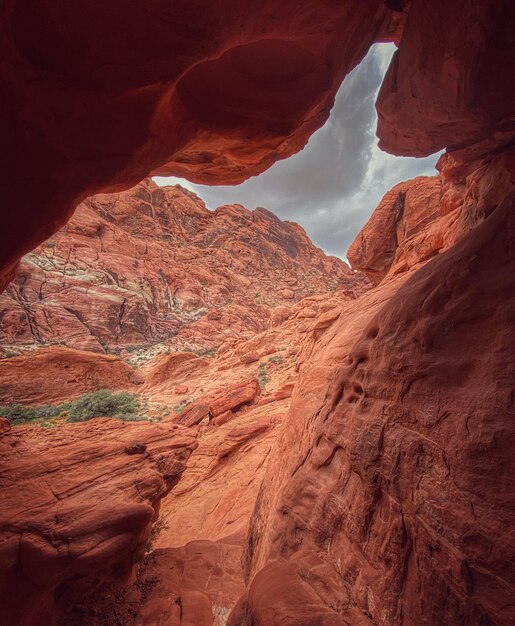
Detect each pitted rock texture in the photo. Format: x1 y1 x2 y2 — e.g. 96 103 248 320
1 0 399 288
0 419 197 626
0 179 364 358
232 192 515 625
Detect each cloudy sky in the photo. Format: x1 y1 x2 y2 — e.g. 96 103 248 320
154 43 440 259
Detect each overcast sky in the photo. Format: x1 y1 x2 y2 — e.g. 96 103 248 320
154 44 440 259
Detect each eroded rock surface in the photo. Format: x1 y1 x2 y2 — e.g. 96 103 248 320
232 192 515 625
0 419 197 626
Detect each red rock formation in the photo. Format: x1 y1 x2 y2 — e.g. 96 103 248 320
0 418 197 626
349 150 515 284
1 2 514 624
0 179 362 356
376 0 515 157
1 0 401 289
232 191 515 625
176 378 260 427
0 346 142 405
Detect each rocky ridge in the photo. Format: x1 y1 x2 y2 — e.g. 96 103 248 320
0 179 364 361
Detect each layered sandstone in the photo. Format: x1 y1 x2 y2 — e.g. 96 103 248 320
0 179 362 358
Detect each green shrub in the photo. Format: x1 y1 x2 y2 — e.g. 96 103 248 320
66 389 140 423
1 391 145 426
0 402 68 425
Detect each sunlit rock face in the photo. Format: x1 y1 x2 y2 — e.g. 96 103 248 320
0 179 362 358
1 0 397 289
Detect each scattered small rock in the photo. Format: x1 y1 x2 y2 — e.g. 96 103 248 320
124 443 147 455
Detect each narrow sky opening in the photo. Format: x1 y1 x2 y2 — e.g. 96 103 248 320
154 43 441 259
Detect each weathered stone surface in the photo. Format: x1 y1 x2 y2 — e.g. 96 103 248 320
235 192 515 625
0 419 197 626
0 346 142 405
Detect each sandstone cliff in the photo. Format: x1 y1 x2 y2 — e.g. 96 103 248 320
0 179 362 359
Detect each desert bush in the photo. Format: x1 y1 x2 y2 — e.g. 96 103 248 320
66 389 141 423
0 402 68 425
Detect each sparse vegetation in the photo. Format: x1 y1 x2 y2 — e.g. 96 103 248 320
258 362 269 388
97 337 110 353
1 391 148 427
268 355 283 365
146 516 169 552
195 347 217 358
66 389 143 423
0 402 70 425
173 397 195 414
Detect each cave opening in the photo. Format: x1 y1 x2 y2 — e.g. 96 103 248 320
0 2 514 625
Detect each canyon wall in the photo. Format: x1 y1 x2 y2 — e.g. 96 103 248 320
229 0 515 622
231 186 515 625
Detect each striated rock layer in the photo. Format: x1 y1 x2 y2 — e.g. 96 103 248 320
0 179 363 357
